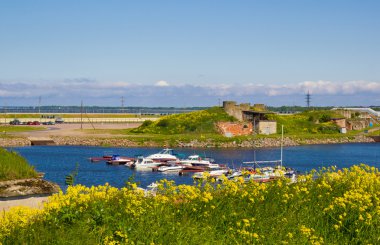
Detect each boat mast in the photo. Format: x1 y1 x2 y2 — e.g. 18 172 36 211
280 124 283 168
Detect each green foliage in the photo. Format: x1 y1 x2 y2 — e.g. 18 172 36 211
267 110 341 135
319 114 332 123
132 107 236 134
141 120 153 127
65 163 79 186
0 148 38 181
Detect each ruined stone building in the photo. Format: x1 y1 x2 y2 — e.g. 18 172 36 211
218 101 277 136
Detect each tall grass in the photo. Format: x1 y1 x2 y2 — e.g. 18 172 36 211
1 165 380 244
0 148 38 181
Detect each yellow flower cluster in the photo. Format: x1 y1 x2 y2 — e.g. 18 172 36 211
0 207 43 241
1 164 380 244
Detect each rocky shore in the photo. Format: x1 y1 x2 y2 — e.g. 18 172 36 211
0 178 60 198
0 135 376 148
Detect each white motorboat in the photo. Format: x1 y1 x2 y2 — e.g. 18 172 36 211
132 157 162 169
180 155 215 167
146 148 178 162
193 169 229 179
157 165 185 172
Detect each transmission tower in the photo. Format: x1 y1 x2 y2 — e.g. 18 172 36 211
121 96 125 112
305 91 311 108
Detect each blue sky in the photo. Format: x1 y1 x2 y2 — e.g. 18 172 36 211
0 1 379 107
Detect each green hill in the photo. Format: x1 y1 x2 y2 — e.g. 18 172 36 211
266 110 343 135
131 107 236 134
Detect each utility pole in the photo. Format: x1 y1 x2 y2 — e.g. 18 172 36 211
121 96 125 113
38 96 41 114
3 102 7 124
80 100 83 130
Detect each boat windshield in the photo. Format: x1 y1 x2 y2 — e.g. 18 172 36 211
188 155 200 160
159 149 173 155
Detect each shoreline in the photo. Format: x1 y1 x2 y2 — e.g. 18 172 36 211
0 135 375 148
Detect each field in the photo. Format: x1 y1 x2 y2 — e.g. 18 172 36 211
1 165 380 244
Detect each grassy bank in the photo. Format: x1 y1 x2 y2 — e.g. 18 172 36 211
131 107 235 134
0 148 38 181
1 165 380 244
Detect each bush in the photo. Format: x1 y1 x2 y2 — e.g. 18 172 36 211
320 114 332 123
141 120 153 127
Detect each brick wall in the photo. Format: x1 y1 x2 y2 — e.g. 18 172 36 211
216 122 253 136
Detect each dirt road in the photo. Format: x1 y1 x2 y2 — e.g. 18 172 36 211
11 122 142 138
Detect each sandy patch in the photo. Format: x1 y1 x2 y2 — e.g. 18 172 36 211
0 196 49 212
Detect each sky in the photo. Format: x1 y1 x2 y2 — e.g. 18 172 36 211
0 0 379 107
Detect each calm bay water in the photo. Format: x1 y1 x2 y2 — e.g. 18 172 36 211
10 143 380 190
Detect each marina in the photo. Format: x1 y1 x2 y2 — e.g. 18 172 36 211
8 143 380 190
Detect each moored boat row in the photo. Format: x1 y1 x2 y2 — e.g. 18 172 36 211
89 147 298 183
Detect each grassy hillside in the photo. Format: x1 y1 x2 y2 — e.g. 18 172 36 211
266 110 343 135
0 148 38 181
131 107 236 134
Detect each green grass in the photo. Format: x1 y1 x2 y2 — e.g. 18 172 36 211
0 148 38 181
131 107 236 134
266 110 342 135
0 126 45 133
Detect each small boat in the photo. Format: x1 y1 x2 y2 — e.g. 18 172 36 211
193 169 229 179
106 155 134 165
156 165 185 172
132 157 162 169
180 155 215 167
145 148 178 162
178 166 207 175
90 155 113 162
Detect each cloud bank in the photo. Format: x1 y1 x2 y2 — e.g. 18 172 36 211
1 79 379 107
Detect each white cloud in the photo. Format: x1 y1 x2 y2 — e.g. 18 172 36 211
155 80 170 87
1 79 380 106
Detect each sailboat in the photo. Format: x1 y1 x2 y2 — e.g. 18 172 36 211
226 125 297 183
